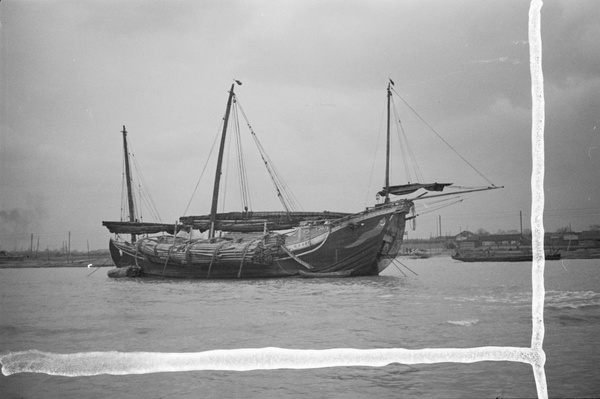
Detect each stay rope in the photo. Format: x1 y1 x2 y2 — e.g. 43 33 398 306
391 86 497 187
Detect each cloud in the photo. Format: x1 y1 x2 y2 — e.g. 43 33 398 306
542 0 600 82
469 57 521 65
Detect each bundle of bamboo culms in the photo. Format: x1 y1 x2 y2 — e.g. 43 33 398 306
138 235 281 266
263 234 285 246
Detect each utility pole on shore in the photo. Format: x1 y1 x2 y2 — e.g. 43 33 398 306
520 211 523 236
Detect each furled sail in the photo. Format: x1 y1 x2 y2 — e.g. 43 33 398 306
378 182 452 197
179 211 351 233
102 221 178 235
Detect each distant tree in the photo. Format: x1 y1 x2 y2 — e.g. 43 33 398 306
496 229 506 235
556 226 571 234
475 228 490 236
589 224 600 231
523 228 532 235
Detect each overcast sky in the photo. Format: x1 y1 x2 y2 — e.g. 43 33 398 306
1 0 599 251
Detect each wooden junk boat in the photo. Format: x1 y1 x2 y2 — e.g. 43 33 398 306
103 81 499 279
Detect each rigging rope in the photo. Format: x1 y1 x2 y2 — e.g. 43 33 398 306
389 96 410 182
128 140 163 223
120 158 129 221
230 100 252 211
390 95 425 184
221 121 232 214
182 121 222 216
236 98 302 213
183 93 302 217
391 87 496 187
364 101 386 207
413 196 466 216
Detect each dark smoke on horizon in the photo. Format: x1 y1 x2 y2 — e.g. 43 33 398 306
0 208 34 251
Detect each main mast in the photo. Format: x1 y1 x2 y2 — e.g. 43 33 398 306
209 82 238 238
122 125 137 243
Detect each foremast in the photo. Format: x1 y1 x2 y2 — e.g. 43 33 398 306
385 81 392 205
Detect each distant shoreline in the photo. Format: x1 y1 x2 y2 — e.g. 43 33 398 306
0 255 115 269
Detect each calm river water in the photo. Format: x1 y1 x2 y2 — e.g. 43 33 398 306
1 257 599 398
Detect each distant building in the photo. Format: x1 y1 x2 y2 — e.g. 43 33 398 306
451 230 600 251
549 230 600 250
453 231 526 251
402 230 600 255
455 231 475 241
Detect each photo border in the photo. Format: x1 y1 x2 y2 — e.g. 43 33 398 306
0 1 549 397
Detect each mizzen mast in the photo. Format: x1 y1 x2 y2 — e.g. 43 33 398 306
122 125 137 243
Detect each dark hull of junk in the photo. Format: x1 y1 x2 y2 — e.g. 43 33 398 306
105 206 410 279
